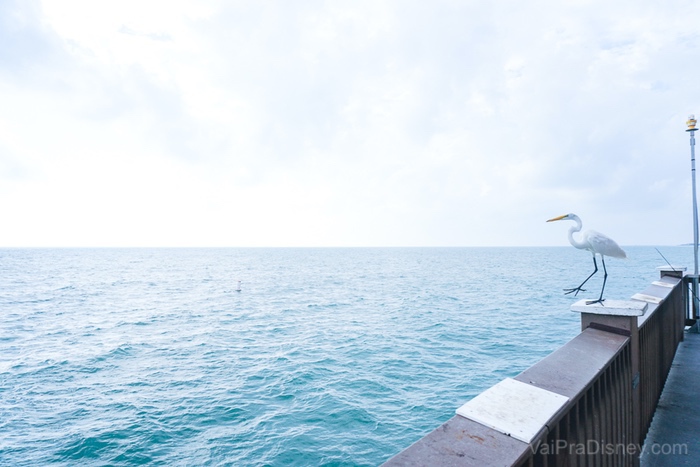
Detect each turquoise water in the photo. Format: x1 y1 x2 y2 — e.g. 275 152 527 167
0 247 692 466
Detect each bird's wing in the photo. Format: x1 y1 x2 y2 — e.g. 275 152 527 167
586 230 627 259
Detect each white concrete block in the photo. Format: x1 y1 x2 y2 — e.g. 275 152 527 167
651 281 676 289
570 299 648 316
455 378 569 444
631 293 663 305
656 265 686 273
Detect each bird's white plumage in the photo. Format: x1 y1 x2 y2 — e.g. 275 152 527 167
582 230 626 259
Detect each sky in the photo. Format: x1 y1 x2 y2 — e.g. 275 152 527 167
1 0 700 247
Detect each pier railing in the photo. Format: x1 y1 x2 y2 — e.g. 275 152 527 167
637 271 686 445
383 268 686 466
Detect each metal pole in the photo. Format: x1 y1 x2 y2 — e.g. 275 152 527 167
686 115 699 324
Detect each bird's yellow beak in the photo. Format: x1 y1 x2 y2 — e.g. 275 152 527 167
546 214 568 222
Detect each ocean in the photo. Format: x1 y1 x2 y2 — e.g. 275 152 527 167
0 247 692 466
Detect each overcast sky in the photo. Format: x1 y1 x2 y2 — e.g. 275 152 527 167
1 0 699 247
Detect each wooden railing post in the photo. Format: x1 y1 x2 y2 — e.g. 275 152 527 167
573 299 648 466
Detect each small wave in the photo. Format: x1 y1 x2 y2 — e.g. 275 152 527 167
56 436 111 461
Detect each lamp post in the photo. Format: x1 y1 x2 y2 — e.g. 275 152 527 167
687 115 699 323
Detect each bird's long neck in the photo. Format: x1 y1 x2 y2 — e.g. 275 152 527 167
567 216 588 250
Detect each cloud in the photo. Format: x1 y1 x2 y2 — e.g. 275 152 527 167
0 0 56 76
1 0 700 246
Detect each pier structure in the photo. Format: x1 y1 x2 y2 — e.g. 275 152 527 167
383 267 692 466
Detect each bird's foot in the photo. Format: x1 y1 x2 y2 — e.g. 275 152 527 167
564 287 586 296
586 298 605 305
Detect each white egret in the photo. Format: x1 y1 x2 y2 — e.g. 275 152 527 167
547 213 626 305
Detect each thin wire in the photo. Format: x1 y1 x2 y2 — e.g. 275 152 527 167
656 247 700 308
654 248 677 272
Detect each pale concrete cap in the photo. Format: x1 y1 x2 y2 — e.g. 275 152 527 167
456 378 569 444
570 299 648 316
651 280 676 289
631 293 663 304
656 265 686 273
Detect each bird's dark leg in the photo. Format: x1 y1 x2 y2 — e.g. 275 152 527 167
564 255 598 296
586 256 608 305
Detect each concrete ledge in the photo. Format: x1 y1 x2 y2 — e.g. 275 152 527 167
381 413 532 466
651 281 676 289
516 328 629 398
382 328 629 466
571 299 648 316
455 378 569 443
383 277 686 466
